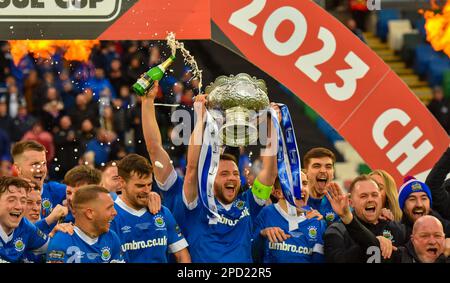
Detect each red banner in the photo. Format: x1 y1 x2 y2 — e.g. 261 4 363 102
0 0 447 183
210 0 449 183
99 0 211 40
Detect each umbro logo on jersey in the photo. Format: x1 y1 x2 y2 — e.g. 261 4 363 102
289 231 303 238
121 226 132 233
135 222 151 230
87 253 99 260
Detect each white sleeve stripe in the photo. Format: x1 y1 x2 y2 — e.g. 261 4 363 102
252 193 266 207
182 187 198 210
155 169 178 192
313 243 324 254
168 238 189 254
32 239 49 255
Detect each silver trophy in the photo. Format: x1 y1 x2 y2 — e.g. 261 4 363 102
205 73 270 147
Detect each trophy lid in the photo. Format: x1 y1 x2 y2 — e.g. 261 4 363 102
205 73 269 111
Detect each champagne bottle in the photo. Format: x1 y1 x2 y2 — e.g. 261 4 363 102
132 55 175 96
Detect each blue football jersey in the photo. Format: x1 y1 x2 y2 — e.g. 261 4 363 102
253 203 326 263
63 211 75 224
157 172 189 236
34 219 53 234
41 181 67 218
110 197 188 263
0 217 49 263
23 219 54 263
46 226 123 263
307 196 340 225
160 170 265 263
156 171 185 214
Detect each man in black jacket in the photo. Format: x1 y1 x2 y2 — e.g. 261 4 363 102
323 175 407 263
326 182 449 263
425 147 450 220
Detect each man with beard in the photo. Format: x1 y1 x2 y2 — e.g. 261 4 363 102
175 94 279 263
110 154 190 263
46 185 123 263
12 140 66 219
326 181 449 263
141 88 277 263
304 147 339 225
324 175 408 262
398 177 450 238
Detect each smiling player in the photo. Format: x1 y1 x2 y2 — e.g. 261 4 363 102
12 141 66 218
304 147 340 225
0 176 49 263
46 185 123 263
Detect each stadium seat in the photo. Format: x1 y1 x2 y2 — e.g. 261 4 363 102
414 43 439 77
414 18 427 40
357 163 372 175
334 162 358 182
427 56 450 87
368 12 378 34
387 20 413 51
334 140 363 164
402 10 423 25
376 9 401 41
401 32 422 66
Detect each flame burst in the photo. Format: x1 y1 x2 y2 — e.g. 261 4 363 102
422 0 450 57
8 40 100 65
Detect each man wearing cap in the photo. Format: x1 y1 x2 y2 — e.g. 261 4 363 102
398 177 450 238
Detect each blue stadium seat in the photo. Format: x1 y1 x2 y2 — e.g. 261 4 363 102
414 18 427 40
376 9 401 41
414 43 439 76
427 56 450 87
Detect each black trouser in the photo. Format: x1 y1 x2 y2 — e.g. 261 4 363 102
352 10 368 32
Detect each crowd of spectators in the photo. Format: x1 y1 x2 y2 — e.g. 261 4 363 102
0 40 199 180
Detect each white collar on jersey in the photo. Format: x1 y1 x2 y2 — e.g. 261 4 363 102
74 226 99 246
274 203 307 232
115 196 147 217
0 223 14 243
216 199 233 211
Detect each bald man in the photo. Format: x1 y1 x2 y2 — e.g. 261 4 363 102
407 215 448 263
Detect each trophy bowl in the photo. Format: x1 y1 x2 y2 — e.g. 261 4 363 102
205 73 270 147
